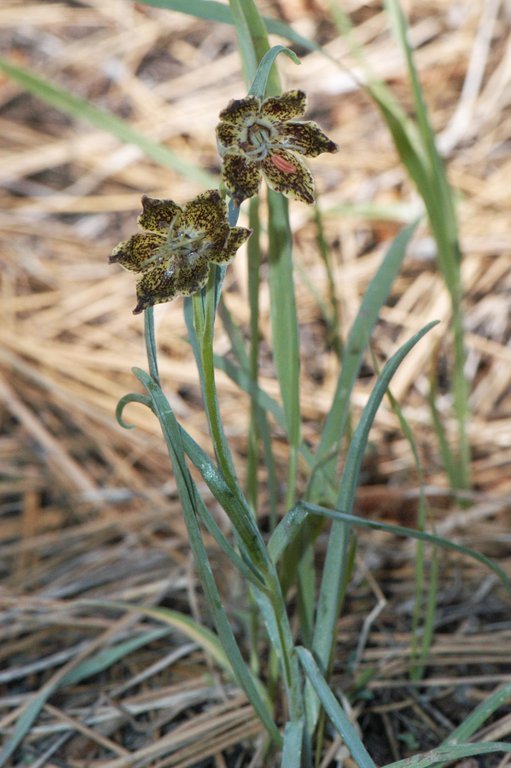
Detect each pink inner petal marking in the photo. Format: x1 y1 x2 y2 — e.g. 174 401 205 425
270 154 297 174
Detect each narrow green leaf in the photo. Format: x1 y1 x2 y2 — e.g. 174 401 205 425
0 58 214 187
289 502 511 594
135 367 281 745
308 321 438 732
383 0 469 489
87 601 233 674
133 366 268 575
248 45 300 100
297 647 378 768
309 218 420 502
139 0 328 58
441 683 511 749
268 191 301 507
191 274 243 500
116 392 153 429
385 742 511 768
228 0 258 82
281 719 305 768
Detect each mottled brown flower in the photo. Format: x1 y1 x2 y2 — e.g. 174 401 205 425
110 191 250 314
216 90 337 206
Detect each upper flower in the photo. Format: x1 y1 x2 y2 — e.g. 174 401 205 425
216 90 337 206
109 190 251 314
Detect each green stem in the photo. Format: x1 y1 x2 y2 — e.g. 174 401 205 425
144 306 160 383
193 269 241 497
247 198 261 512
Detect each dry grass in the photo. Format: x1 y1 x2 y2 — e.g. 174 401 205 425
1 1 511 765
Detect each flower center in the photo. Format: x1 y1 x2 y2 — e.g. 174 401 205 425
168 227 205 265
241 119 276 161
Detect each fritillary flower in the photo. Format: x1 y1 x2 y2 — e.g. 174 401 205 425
110 190 251 314
216 90 337 206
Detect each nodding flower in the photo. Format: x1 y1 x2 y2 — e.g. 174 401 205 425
110 191 251 314
216 90 337 206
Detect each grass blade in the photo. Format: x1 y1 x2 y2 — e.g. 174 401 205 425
308 320 438 731
139 0 327 56
248 45 300 99
0 58 214 188
385 743 511 768
135 367 281 745
268 191 301 509
441 683 511 747
309 218 420 502
297 647 377 768
281 720 305 768
287 503 511 594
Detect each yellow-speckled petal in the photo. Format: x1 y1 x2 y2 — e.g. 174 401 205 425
109 232 166 273
216 121 241 153
261 150 315 204
137 196 181 233
260 90 306 122
173 260 211 296
133 259 210 314
280 120 338 157
209 226 251 265
181 189 229 244
221 149 261 206
219 95 260 125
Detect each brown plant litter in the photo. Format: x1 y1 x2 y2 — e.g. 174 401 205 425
1 1 510 765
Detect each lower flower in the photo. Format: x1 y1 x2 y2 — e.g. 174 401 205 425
109 191 251 314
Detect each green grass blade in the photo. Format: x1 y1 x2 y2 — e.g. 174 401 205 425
384 0 469 489
268 191 301 509
297 502 511 592
89 601 233 672
248 45 300 99
380 378 434 680
139 0 327 57
281 720 305 768
218 294 279 523
0 58 214 188
227 0 258 81
297 647 378 768
429 372 459 487
385 743 511 768
308 320 438 731
309 218 420 503
134 368 280 744
133 364 269 576
313 204 343 360
441 683 511 747
141 364 302 728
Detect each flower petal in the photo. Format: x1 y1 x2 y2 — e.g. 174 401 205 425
218 95 260 125
109 232 165 272
261 150 315 204
209 226 251 265
221 149 261 206
137 196 181 233
260 90 306 122
181 190 229 245
280 120 338 157
133 259 210 314
216 121 241 154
